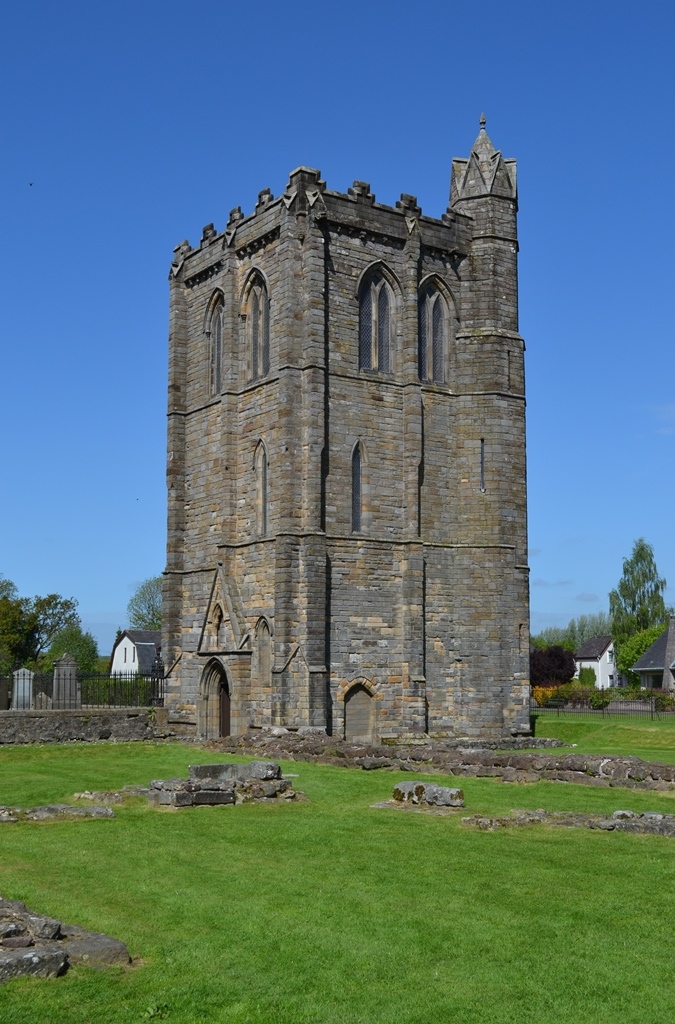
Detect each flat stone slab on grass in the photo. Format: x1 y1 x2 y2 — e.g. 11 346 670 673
72 785 149 804
0 895 130 985
189 761 281 782
0 804 115 824
372 800 464 817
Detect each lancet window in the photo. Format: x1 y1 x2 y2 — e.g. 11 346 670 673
254 441 268 536
359 273 392 372
418 285 446 384
352 444 363 533
207 295 224 395
247 275 270 381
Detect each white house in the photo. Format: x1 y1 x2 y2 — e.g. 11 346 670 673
574 635 617 689
110 630 161 676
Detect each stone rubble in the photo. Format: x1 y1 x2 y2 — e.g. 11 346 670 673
0 895 129 984
211 732 675 792
461 809 675 836
147 760 300 808
392 781 464 807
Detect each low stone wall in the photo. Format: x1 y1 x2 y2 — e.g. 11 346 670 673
0 708 169 745
461 809 675 836
213 732 675 792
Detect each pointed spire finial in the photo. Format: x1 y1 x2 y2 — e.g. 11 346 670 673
479 112 487 130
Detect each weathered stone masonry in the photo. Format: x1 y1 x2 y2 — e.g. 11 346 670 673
163 119 530 742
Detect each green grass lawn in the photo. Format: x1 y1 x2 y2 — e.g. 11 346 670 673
531 713 675 763
2 741 675 1023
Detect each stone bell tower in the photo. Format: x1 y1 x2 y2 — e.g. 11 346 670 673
162 117 530 742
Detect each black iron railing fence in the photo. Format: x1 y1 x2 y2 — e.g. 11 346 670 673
530 692 674 720
0 670 165 711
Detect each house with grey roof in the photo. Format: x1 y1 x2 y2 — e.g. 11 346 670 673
574 635 617 689
631 617 675 691
110 630 161 676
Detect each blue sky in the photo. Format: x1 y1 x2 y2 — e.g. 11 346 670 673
1 0 673 652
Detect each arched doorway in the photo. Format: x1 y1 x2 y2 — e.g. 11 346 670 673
199 660 232 740
344 684 375 744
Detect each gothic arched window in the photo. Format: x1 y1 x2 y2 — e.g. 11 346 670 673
247 275 270 381
256 618 272 692
206 294 224 395
359 272 392 372
351 443 363 533
418 286 446 384
254 441 268 536
212 306 223 393
213 605 223 650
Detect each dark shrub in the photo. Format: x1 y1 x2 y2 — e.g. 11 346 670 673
530 646 576 687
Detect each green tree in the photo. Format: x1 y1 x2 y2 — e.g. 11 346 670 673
531 612 612 652
609 538 670 646
0 579 81 673
39 623 99 674
127 577 162 631
0 575 18 600
0 595 38 674
578 666 597 687
31 594 80 659
615 625 665 686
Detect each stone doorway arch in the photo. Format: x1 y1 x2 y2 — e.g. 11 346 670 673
199 660 232 740
344 683 375 744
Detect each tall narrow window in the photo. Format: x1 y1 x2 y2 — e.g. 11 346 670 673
352 444 362 532
214 606 223 650
358 272 393 372
212 307 222 394
432 298 443 383
260 453 268 534
207 293 224 396
480 438 486 492
262 292 270 375
255 442 268 536
359 286 373 369
256 619 272 692
247 275 270 381
377 285 390 372
418 294 428 380
418 286 445 384
251 291 259 380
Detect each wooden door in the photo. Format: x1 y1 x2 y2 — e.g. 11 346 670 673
344 685 373 744
219 680 231 737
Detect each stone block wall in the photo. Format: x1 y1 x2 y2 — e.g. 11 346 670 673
0 709 161 745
